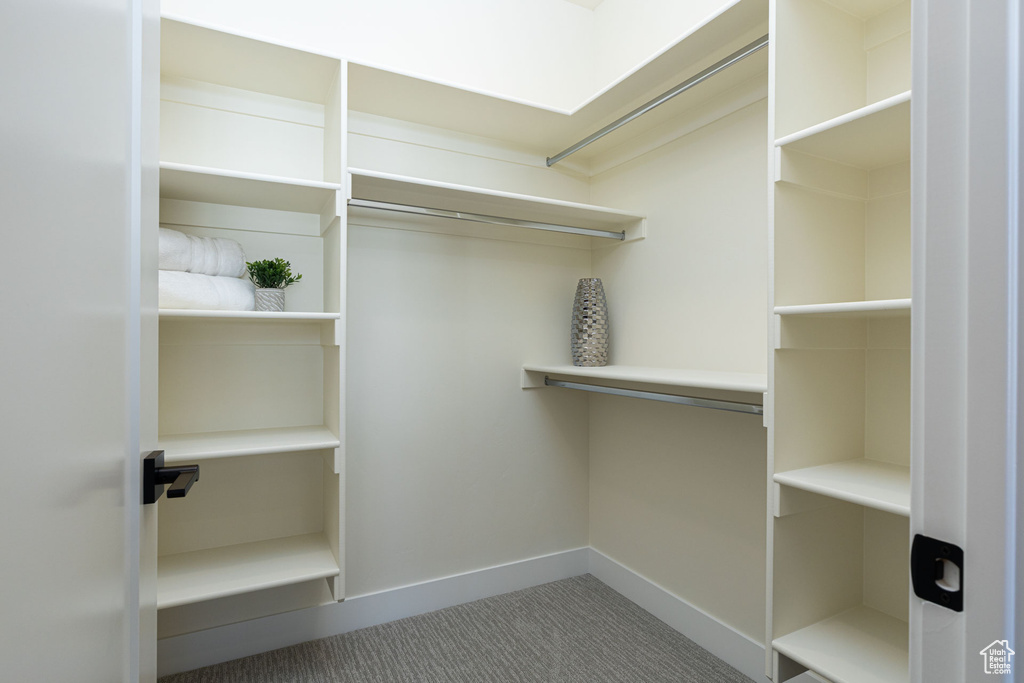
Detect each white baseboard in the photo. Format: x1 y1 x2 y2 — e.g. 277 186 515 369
157 547 590 677
159 546 816 682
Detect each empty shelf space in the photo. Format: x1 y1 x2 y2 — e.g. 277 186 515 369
774 459 910 516
157 533 340 609
523 364 767 394
349 168 645 241
160 426 340 463
160 309 341 321
774 299 911 318
774 606 908 683
160 162 341 213
775 91 910 169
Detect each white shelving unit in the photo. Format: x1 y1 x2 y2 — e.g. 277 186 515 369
155 18 346 639
768 0 912 680
157 533 340 609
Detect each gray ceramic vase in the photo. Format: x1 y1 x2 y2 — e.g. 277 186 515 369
571 278 609 367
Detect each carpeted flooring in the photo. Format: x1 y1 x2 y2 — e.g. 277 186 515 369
160 574 754 683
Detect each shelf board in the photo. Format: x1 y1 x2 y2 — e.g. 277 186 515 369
774 299 911 318
773 606 908 683
349 168 645 241
522 364 767 394
159 309 340 321
774 459 910 516
157 533 339 609
160 426 340 463
775 91 911 170
160 162 341 214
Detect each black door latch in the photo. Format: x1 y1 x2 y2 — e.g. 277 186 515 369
143 450 200 504
911 534 963 612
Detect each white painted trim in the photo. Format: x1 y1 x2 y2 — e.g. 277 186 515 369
157 547 589 676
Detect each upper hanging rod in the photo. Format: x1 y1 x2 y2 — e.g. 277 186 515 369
349 198 626 241
544 376 764 416
546 34 770 167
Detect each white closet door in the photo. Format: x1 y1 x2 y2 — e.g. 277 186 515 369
0 0 157 680
911 1 1020 681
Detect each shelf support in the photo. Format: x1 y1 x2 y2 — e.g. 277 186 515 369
543 377 763 415
546 34 769 166
348 198 626 240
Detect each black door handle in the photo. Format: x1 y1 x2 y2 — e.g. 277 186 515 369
143 450 200 504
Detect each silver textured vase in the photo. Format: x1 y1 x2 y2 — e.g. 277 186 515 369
255 288 285 312
571 278 609 367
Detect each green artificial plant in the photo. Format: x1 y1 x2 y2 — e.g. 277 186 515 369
246 258 303 289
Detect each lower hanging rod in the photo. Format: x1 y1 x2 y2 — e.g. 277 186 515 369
546 33 770 167
544 377 764 416
349 198 626 241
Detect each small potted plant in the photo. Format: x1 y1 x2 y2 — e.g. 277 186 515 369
246 258 302 312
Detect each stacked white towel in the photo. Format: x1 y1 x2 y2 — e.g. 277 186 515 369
159 270 256 311
159 227 246 278
159 228 254 310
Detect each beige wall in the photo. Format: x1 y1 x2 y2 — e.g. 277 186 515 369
589 102 769 640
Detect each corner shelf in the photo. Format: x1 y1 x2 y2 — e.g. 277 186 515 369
774 299 911 318
774 459 910 517
160 425 341 464
160 162 341 214
348 168 646 244
522 364 767 394
157 533 340 609
773 606 908 683
775 91 911 170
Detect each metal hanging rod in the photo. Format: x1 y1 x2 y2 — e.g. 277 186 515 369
348 198 626 241
544 377 764 416
546 34 770 167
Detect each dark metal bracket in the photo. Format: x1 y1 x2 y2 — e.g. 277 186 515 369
143 450 199 504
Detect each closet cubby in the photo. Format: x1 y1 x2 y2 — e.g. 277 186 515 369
772 504 909 682
160 19 343 184
774 0 911 139
156 18 346 637
774 96 910 308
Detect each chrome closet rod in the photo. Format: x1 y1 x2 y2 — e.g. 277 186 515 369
349 198 626 240
546 34 770 167
544 377 764 415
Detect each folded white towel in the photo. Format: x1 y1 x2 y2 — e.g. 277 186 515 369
159 228 246 278
159 270 256 311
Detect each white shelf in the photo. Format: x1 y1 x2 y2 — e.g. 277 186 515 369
774 299 911 318
348 168 645 241
775 91 911 170
160 426 341 463
159 309 340 321
773 606 909 683
157 533 340 609
774 459 910 516
522 364 768 394
160 162 341 214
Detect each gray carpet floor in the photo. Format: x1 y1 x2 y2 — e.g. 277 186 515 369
160 574 754 683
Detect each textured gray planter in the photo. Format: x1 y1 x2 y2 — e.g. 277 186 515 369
255 288 286 312
571 278 609 367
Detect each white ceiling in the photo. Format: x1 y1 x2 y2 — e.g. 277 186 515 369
561 0 605 9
